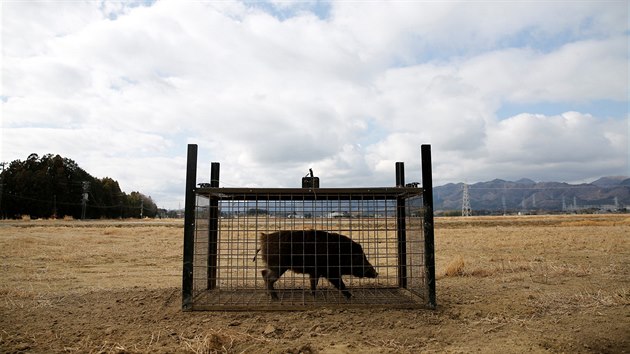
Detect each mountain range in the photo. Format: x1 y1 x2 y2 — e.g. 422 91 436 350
433 176 630 214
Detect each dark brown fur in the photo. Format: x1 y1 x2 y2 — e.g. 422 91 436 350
258 230 378 300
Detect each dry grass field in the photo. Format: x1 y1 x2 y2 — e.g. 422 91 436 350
1 214 629 353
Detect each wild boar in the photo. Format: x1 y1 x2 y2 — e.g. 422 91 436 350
256 230 378 300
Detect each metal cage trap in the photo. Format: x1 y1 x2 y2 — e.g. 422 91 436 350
182 144 436 311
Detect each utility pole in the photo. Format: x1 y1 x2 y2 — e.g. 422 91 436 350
0 162 6 219
81 181 90 220
140 198 144 219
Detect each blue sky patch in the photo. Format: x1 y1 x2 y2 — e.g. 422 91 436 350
243 0 331 21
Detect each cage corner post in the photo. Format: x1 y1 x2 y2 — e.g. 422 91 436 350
395 162 408 289
421 144 436 309
207 162 220 290
182 144 198 311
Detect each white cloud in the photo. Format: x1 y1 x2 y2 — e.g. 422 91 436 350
1 1 101 57
459 37 628 104
488 112 615 162
330 1 627 63
1 1 628 208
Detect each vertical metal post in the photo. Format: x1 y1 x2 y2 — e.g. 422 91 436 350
210 163 220 187
395 162 407 289
208 162 220 290
395 163 405 188
182 144 198 310
421 144 436 309
0 162 5 219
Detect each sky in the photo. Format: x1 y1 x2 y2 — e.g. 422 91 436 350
1 0 628 209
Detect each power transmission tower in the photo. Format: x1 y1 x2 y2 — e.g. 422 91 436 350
614 196 619 209
502 182 507 215
562 196 566 211
462 183 472 217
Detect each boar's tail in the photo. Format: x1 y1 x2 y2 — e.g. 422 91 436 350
252 248 261 262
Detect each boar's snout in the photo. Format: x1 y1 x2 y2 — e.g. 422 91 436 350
354 255 378 278
364 265 378 278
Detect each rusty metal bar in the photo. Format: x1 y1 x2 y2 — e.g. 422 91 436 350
396 162 408 289
196 187 422 200
421 144 436 309
207 162 220 290
182 144 198 310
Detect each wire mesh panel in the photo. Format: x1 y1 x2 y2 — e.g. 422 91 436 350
188 188 429 310
182 144 436 311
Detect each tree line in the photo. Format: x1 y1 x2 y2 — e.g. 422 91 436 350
0 153 158 219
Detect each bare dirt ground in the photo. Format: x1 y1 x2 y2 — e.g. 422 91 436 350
1 214 629 353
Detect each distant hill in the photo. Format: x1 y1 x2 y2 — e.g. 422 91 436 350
434 176 630 214
591 176 630 188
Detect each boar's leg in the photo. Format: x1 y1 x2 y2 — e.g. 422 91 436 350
309 273 319 296
261 268 284 300
327 277 352 299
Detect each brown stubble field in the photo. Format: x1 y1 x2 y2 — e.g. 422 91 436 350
1 214 629 353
